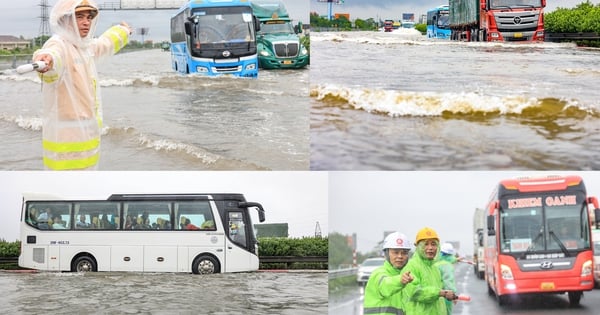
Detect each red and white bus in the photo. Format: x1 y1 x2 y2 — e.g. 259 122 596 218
483 175 600 306
19 193 265 274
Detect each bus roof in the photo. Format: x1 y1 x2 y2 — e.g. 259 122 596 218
499 175 584 193
23 193 247 202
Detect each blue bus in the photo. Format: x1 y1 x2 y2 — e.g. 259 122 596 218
170 0 260 77
426 5 451 39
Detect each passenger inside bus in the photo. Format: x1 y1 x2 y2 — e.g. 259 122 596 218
76 214 90 228
52 215 66 229
37 208 52 229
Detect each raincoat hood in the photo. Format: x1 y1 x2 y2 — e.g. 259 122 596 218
50 0 99 47
415 240 440 265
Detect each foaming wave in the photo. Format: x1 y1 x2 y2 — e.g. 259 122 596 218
0 114 42 131
137 134 219 165
311 84 599 118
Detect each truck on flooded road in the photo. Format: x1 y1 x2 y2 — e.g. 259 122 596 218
449 0 546 42
251 0 309 69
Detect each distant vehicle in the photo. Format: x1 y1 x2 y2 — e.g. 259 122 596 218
170 0 260 77
593 229 600 287
251 0 309 69
472 207 485 279
483 175 600 306
19 193 266 274
427 5 451 39
449 0 545 42
401 13 415 28
383 20 394 32
357 257 385 286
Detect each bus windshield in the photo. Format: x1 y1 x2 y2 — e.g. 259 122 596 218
490 0 544 9
259 22 294 35
190 10 255 45
499 195 591 255
437 14 449 28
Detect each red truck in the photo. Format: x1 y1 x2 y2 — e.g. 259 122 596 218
449 0 545 42
383 20 394 32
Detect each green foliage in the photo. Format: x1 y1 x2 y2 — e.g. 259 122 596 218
258 236 328 256
0 239 20 257
329 274 358 295
415 23 427 34
328 232 354 268
545 1 600 33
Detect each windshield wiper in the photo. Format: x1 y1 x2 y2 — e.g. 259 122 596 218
520 230 544 259
549 230 571 257
494 6 513 11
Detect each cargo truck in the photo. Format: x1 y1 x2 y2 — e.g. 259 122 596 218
473 207 485 279
251 0 309 69
448 0 545 42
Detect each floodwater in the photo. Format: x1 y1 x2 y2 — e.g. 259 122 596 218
310 30 600 170
0 270 327 314
0 49 309 170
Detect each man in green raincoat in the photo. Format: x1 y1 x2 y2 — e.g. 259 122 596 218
363 232 414 315
435 242 459 315
403 227 456 315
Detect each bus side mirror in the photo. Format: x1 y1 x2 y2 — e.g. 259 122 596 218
238 202 266 222
254 16 261 32
595 208 600 226
295 22 303 34
481 0 486 10
487 215 495 236
184 21 192 36
541 0 546 7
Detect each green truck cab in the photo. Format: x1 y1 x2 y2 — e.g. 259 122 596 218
251 1 309 69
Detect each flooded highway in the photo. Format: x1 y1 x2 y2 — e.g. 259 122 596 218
0 270 327 314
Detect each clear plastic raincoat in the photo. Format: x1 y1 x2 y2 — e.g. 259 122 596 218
33 0 129 170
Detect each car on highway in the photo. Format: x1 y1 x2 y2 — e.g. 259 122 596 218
356 257 385 287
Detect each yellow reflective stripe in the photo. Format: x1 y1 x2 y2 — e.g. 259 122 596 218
43 153 99 170
106 26 129 54
43 138 100 153
40 72 59 83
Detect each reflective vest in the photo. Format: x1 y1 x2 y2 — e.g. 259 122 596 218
363 260 407 315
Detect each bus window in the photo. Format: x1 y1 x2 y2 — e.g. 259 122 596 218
123 201 172 230
175 201 215 231
75 201 120 230
25 202 72 230
229 211 246 247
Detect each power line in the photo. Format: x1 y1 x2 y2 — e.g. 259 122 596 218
38 0 51 42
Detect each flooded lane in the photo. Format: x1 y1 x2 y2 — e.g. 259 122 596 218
0 270 327 314
310 31 600 170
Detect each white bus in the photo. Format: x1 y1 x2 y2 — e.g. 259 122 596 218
19 193 265 274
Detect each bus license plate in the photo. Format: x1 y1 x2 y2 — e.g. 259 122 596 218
514 33 523 38
283 60 292 65
540 282 555 290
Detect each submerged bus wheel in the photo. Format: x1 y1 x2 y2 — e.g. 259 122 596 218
192 255 221 275
72 255 97 272
568 291 582 306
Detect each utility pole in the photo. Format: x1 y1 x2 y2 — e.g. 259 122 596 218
314 221 322 238
38 0 51 46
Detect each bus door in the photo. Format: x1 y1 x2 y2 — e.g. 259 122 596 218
226 210 252 272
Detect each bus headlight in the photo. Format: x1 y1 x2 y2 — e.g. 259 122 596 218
300 48 308 56
245 63 256 71
500 264 514 280
491 32 499 38
260 50 271 57
196 66 209 73
581 260 592 277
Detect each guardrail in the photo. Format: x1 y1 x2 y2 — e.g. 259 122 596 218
546 32 600 42
0 257 18 264
328 267 357 280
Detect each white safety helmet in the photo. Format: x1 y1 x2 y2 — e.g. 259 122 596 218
383 232 411 250
441 242 455 255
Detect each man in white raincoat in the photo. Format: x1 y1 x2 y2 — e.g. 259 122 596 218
33 0 130 170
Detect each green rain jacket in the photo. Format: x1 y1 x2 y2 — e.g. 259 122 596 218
363 260 408 315
403 243 446 315
434 254 458 315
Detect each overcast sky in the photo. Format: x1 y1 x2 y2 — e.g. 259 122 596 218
0 0 309 42
0 171 328 242
329 171 600 257
310 0 600 21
